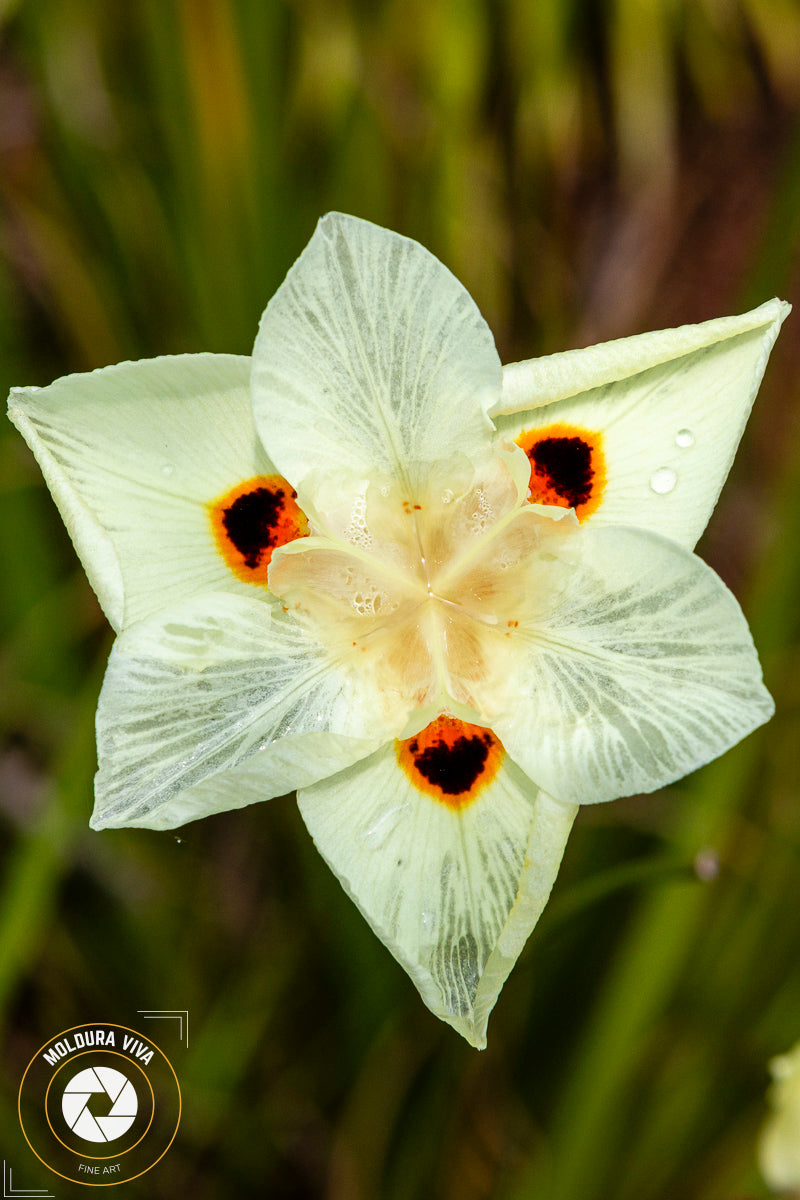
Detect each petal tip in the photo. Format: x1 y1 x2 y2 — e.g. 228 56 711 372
457 1021 488 1051
7 384 40 416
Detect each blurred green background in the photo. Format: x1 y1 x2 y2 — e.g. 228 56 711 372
1 1 800 1197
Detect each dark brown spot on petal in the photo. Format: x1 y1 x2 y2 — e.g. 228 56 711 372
516 423 606 520
208 475 308 585
396 714 504 809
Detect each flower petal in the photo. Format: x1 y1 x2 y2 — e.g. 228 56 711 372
7 355 303 630
91 592 380 830
297 730 577 1047
493 299 789 548
496 524 773 805
251 213 501 496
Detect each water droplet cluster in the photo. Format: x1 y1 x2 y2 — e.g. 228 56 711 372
344 492 372 549
649 429 694 495
470 487 494 534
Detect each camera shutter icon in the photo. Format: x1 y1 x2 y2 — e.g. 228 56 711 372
61 1066 138 1143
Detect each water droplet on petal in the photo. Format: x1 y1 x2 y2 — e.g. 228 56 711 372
649 466 677 494
675 429 694 448
441 489 454 504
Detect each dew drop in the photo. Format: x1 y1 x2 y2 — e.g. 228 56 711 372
649 466 677 495
162 463 175 477
675 429 694 448
441 489 454 504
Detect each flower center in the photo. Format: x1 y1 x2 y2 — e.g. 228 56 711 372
268 451 579 729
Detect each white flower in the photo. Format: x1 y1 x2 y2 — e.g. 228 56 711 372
7 214 787 1047
760 1042 800 1194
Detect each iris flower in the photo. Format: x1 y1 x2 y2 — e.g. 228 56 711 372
760 1041 800 1194
8 214 787 1046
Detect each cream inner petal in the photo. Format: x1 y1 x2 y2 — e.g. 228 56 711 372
268 450 582 729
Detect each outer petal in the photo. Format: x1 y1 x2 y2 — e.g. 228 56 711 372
8 355 287 630
496 525 773 806
298 747 577 1047
493 300 789 548
251 213 500 496
91 593 381 830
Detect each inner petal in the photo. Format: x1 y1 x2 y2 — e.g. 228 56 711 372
435 502 580 627
268 538 435 722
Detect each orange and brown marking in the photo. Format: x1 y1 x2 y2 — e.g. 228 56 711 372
516 422 606 520
396 714 504 809
208 475 308 584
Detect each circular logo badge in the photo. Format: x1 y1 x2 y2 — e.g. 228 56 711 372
61 1065 139 1143
18 1023 181 1186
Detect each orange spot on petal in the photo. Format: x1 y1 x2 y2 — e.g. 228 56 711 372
396 714 504 809
208 475 308 585
516 422 606 520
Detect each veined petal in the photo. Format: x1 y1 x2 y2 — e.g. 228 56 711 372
493 300 789 548
91 592 381 830
8 355 306 630
251 213 500 497
496 525 773 806
298 726 577 1047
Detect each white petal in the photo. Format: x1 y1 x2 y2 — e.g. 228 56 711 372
10 385 125 629
91 592 380 830
496 525 773 805
298 737 576 1047
8 355 298 630
251 213 500 496
496 300 787 412
493 299 789 548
